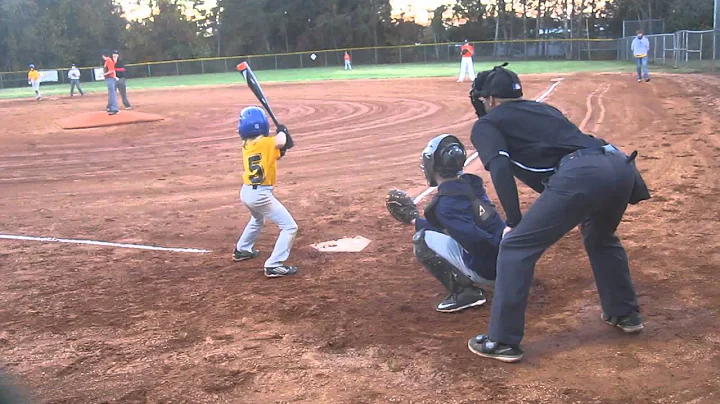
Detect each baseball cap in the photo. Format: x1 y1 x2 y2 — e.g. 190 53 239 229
102 49 110 57
478 62 523 99
112 49 119 55
28 64 35 68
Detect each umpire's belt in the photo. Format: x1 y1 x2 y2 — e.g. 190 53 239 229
557 144 621 170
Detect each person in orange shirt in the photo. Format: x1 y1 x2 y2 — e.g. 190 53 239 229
344 51 352 70
102 50 119 115
458 40 476 83
27 64 41 101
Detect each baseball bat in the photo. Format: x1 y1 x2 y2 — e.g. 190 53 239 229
236 62 281 128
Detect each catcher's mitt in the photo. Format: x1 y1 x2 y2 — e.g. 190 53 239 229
386 189 419 224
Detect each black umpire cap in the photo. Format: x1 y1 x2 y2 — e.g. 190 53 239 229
473 62 523 99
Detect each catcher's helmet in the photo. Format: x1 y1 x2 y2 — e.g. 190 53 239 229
421 134 467 187
238 106 269 139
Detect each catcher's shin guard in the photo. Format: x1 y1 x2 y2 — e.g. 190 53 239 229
413 230 474 294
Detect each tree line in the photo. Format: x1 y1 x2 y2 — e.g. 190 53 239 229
0 0 715 72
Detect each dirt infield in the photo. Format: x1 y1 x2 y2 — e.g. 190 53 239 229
0 73 718 403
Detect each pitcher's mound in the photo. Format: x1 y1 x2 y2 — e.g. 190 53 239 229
56 111 164 129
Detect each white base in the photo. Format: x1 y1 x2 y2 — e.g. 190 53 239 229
311 236 371 253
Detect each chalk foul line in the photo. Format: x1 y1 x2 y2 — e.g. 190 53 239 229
0 234 211 254
413 78 564 204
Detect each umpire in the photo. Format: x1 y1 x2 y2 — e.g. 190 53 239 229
112 50 132 110
466 63 651 363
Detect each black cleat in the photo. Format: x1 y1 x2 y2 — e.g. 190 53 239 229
232 248 259 262
468 334 524 363
436 287 486 313
264 265 298 278
601 311 644 333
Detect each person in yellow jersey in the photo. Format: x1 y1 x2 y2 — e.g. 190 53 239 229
233 106 298 278
27 64 41 101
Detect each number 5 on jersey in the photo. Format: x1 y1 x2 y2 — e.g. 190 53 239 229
248 154 265 184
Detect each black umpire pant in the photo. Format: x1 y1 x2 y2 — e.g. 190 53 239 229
489 146 639 346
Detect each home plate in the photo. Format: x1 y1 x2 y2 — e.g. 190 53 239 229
311 236 371 252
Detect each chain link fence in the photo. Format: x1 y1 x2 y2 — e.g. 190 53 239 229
0 39 618 90
618 29 720 71
2 30 718 91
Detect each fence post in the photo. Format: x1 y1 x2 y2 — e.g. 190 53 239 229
224 58 228 72
0 73 3 89
201 60 205 74
300 53 303 68
148 64 152 78
176 62 180 76
399 47 402 64
714 29 718 71
275 55 278 70
375 48 378 64
423 46 427 63
700 33 704 61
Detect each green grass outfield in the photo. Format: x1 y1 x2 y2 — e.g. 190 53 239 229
0 60 674 100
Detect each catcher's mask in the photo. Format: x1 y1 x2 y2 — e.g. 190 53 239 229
421 134 467 187
469 62 523 118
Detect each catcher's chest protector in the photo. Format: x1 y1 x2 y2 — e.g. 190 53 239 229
424 179 496 232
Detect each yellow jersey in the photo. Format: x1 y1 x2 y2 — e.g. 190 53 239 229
28 70 40 81
242 136 280 186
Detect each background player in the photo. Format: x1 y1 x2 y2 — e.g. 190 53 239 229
457 40 475 83
386 134 505 312
344 51 352 70
631 30 651 82
27 64 41 101
101 50 119 115
68 64 84 97
233 106 298 278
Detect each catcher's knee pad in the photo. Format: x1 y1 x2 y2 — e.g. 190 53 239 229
413 230 473 292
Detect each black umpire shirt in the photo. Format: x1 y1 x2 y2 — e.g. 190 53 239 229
115 59 127 79
470 99 604 228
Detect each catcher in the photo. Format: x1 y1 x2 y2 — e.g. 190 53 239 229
386 134 505 312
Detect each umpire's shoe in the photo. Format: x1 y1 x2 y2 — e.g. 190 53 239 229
264 265 298 278
468 334 524 363
601 311 644 333
233 248 259 262
436 287 486 313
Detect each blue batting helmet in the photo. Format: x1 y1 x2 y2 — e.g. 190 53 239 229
238 106 270 139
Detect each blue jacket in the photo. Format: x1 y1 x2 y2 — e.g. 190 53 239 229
415 174 506 280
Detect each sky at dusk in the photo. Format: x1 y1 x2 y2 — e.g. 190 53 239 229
118 0 452 25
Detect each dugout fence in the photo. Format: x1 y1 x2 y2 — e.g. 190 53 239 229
618 29 720 71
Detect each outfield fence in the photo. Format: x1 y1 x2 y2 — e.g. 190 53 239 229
0 39 616 90
1 31 717 90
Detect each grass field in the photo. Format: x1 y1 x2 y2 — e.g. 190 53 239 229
0 60 652 100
